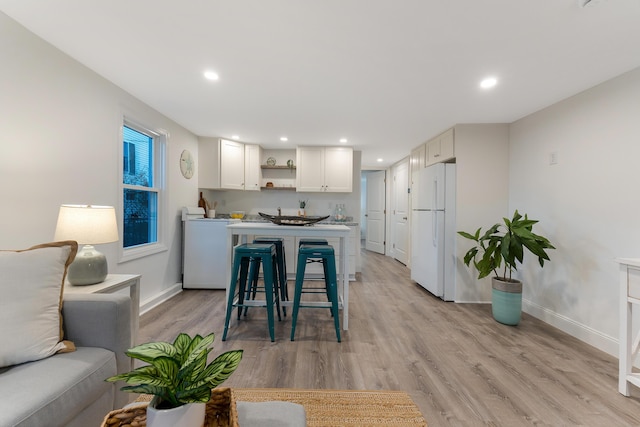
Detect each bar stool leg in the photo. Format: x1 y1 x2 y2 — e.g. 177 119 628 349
223 253 243 341
243 257 261 317
271 253 282 322
290 252 308 341
237 257 251 320
276 244 288 316
325 254 341 342
262 253 277 342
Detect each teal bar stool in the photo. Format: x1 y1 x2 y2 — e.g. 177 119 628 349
298 238 329 280
291 244 341 342
246 237 288 315
222 243 280 342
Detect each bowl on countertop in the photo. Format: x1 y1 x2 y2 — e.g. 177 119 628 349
230 211 245 219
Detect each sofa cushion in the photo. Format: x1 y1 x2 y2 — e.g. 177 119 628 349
0 241 78 367
0 347 116 427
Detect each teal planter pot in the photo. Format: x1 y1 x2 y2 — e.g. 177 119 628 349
491 278 523 326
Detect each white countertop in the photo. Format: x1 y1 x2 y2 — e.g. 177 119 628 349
227 222 350 235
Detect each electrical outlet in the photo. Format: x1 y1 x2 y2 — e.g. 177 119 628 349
549 151 558 165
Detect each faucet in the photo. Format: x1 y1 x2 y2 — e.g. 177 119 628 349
277 207 281 217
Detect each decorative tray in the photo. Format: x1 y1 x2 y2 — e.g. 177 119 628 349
259 212 329 226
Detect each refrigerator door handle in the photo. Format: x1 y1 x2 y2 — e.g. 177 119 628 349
432 211 437 247
432 178 438 210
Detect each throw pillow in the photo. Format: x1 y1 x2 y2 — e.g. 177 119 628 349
0 241 78 368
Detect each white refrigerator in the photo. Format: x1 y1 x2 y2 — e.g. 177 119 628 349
410 163 456 300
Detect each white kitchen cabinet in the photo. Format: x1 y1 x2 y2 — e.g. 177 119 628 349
426 128 455 166
296 146 353 192
410 143 426 173
198 138 248 190
220 139 245 190
244 144 262 191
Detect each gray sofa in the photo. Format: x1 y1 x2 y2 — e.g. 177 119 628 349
0 293 131 427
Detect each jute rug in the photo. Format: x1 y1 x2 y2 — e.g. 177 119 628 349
110 388 427 426
233 388 427 426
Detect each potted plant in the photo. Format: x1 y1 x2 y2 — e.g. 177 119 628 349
458 210 555 325
106 332 242 427
298 199 307 217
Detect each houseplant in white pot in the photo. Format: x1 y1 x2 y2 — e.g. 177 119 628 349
106 332 242 427
458 210 555 325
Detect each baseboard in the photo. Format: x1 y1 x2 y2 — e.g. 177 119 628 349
139 282 182 315
523 298 618 358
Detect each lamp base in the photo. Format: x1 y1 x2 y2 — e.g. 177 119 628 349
68 245 108 286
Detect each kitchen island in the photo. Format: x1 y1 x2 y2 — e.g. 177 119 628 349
226 222 351 330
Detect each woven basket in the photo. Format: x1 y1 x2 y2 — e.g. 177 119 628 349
101 387 239 427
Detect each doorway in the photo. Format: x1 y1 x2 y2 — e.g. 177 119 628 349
361 170 386 254
390 159 410 265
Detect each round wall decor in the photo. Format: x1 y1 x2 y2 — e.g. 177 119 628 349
180 149 194 179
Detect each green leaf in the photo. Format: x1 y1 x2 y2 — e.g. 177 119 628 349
463 247 478 266
198 350 244 388
126 341 177 364
173 333 192 364
458 230 479 241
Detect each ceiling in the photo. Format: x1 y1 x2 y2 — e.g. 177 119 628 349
2 0 639 167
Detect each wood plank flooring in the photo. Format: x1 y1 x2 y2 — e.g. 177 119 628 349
139 248 640 426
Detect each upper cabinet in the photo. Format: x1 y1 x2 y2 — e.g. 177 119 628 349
244 144 262 191
296 146 353 193
426 128 455 166
220 139 245 190
410 143 426 173
199 138 252 190
200 140 353 193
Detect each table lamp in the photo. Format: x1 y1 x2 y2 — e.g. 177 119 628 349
54 204 119 285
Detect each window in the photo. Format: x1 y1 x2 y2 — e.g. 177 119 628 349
123 141 136 175
120 120 166 260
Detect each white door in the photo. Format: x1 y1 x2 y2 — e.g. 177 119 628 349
365 170 385 254
392 160 410 265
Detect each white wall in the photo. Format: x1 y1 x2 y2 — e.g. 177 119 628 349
509 67 640 356
454 124 510 302
0 13 200 309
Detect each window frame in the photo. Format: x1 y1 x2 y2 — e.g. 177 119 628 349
118 117 168 263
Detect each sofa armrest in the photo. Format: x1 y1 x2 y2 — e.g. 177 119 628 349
62 293 132 408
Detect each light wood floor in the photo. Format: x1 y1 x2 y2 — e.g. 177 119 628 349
139 249 640 426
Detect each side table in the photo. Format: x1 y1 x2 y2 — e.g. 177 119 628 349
64 274 141 350
617 258 640 396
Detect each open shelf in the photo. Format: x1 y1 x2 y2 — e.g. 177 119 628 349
261 165 296 170
261 186 296 191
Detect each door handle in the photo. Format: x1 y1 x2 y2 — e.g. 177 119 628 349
402 217 407 220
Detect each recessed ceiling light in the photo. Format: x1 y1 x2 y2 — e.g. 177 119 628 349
480 77 497 89
204 70 219 81
377 158 383 162
231 135 239 140
280 137 288 142
339 138 348 143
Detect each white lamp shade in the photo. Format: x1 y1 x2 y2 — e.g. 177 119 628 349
54 205 119 244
